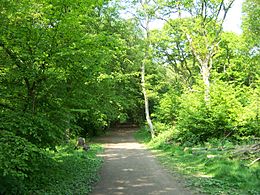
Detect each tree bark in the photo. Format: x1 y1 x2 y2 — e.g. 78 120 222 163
201 63 211 102
186 34 212 103
140 0 155 138
141 61 155 138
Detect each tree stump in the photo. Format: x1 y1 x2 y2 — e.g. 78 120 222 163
75 137 90 151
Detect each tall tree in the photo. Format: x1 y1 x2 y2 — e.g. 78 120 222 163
140 0 156 138
151 19 198 89
157 0 235 102
0 0 144 182
122 0 157 137
185 0 235 102
242 0 260 47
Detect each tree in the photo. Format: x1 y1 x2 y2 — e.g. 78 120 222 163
151 19 198 89
121 0 158 137
157 0 235 102
0 0 145 187
242 0 260 86
242 0 260 47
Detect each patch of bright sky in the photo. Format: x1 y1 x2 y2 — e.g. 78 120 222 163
149 0 244 34
223 0 244 34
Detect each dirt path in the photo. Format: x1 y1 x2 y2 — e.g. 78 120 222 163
91 128 195 195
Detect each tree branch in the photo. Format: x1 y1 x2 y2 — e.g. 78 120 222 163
0 41 23 68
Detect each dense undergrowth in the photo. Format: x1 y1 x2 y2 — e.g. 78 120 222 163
135 128 260 195
0 142 103 195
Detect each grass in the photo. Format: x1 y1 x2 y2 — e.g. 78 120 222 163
24 142 103 194
135 128 260 195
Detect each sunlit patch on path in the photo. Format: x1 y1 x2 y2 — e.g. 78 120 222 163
91 129 195 195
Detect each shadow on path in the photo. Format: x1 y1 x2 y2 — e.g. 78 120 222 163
91 128 195 195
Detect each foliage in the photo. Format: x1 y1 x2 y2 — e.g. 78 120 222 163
151 19 198 88
0 111 66 148
0 0 143 192
213 32 260 87
242 0 260 47
175 81 259 144
26 143 103 194
0 142 103 194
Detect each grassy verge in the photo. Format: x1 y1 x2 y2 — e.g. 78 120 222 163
25 142 103 194
135 128 260 195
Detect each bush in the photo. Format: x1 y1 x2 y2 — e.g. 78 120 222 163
0 133 103 194
237 86 260 137
176 86 213 144
153 89 181 124
175 81 259 144
0 131 44 178
0 111 65 148
153 122 171 135
0 131 46 194
25 143 103 194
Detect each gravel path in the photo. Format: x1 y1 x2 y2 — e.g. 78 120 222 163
91 128 195 195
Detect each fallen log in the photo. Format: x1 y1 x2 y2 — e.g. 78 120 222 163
233 143 260 156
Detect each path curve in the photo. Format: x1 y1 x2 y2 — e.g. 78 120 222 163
91 128 195 195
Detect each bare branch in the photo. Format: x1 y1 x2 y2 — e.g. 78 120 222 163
216 0 224 20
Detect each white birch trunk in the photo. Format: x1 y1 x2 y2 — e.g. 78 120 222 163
140 0 155 138
201 63 210 103
141 61 155 138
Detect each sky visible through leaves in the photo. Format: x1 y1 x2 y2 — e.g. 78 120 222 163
147 0 244 34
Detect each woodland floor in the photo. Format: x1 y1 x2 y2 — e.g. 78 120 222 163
91 128 200 195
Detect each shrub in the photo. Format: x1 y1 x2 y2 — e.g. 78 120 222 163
0 131 46 194
176 86 212 144
175 81 253 144
153 89 182 124
237 86 260 137
0 111 65 148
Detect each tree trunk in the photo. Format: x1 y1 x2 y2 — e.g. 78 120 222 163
201 63 210 103
140 0 155 138
24 78 36 113
141 61 155 138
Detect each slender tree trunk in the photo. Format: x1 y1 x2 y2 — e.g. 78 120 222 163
186 34 212 103
141 61 155 138
201 63 210 102
140 0 155 138
24 79 36 113
65 79 73 143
